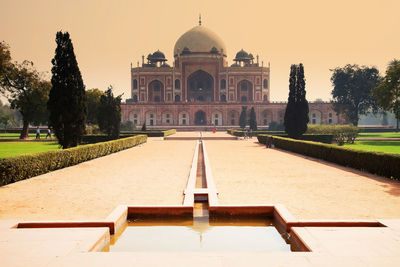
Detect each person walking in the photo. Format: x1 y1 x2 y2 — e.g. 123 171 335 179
35 127 40 139
46 128 51 139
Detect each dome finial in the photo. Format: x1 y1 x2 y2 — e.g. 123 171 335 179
199 14 202 26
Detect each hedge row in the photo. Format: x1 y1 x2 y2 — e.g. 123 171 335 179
227 129 284 137
258 135 400 180
82 134 134 144
257 134 333 144
307 125 359 145
121 129 176 137
0 135 147 186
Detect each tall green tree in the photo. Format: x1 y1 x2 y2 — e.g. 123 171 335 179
331 64 380 126
0 42 50 138
284 64 309 139
239 106 247 129
372 60 400 131
48 31 87 148
97 86 121 139
86 88 104 124
249 107 257 130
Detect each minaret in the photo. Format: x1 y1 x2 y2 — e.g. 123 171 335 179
199 14 202 26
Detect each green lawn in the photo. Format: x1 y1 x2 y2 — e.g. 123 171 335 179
358 132 400 138
0 133 51 139
343 140 400 154
0 142 60 159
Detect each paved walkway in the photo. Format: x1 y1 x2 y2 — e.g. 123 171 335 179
0 138 196 220
206 136 400 220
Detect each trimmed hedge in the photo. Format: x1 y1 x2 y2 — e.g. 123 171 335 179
257 134 333 144
307 125 359 145
0 135 147 186
227 129 284 137
258 135 400 180
122 129 176 137
82 134 134 144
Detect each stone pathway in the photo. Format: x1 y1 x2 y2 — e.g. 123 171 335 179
205 136 400 220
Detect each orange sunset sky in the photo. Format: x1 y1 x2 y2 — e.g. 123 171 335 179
1 0 399 101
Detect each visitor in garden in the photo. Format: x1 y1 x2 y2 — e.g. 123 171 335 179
35 127 40 139
248 128 253 139
266 136 272 148
244 129 248 139
46 128 51 139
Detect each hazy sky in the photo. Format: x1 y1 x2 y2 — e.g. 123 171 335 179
1 0 399 101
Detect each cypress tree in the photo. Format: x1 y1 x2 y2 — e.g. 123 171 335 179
295 63 309 136
284 65 297 138
97 86 121 139
284 64 309 139
249 107 257 131
48 31 87 148
239 106 247 129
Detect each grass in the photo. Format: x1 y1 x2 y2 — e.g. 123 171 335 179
0 133 50 139
0 142 60 159
358 132 400 138
343 140 400 154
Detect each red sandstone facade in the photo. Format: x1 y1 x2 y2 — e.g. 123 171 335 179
121 23 344 128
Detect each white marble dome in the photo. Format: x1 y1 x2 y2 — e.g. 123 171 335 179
174 25 227 56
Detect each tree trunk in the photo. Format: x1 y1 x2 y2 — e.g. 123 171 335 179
20 120 29 139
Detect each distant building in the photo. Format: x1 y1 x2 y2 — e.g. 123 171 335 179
121 20 344 128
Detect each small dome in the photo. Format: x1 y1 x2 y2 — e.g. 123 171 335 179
174 25 227 56
235 49 249 59
152 50 166 59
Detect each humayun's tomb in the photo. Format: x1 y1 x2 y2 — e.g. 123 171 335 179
121 20 345 129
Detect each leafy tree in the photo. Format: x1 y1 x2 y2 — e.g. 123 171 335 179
284 64 309 139
0 49 50 139
331 64 380 126
0 41 11 78
86 88 104 124
249 107 257 130
0 114 10 132
372 60 400 131
120 120 135 131
97 86 121 139
239 106 247 129
48 31 87 148
0 99 22 127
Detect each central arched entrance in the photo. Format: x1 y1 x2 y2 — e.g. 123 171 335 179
195 110 206 125
187 70 214 102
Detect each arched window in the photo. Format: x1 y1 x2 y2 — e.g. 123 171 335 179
133 95 138 102
133 79 138 89
175 94 181 102
263 79 268 89
220 79 226 89
154 96 160 102
220 94 226 102
241 82 248 91
175 79 180 89
241 96 247 102
153 82 160 91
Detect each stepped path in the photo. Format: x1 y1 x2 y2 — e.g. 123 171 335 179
0 131 399 221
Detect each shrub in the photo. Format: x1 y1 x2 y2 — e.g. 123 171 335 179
121 129 176 137
259 135 400 180
0 135 147 186
85 125 101 135
307 124 359 145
